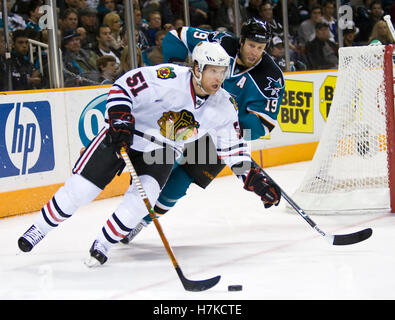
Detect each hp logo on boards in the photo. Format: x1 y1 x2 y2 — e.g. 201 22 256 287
0 101 55 178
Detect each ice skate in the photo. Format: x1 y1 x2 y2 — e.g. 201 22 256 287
85 240 108 267
18 225 45 252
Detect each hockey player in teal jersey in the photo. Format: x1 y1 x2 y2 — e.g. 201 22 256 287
121 18 285 244
163 20 284 140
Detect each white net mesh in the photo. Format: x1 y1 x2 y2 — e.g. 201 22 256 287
292 45 393 214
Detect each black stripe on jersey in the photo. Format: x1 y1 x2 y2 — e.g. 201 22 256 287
102 227 118 244
107 97 133 104
154 204 168 215
256 114 276 132
52 196 71 219
111 213 133 232
217 143 247 152
113 83 132 100
41 208 58 227
176 27 182 39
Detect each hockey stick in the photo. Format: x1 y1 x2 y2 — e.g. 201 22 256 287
256 165 373 245
119 147 220 291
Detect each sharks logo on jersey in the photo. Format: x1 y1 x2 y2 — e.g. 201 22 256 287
264 77 283 99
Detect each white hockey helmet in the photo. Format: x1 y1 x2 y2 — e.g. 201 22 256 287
191 41 230 93
192 41 230 73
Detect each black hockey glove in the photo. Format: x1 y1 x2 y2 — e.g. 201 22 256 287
244 168 281 208
106 106 135 151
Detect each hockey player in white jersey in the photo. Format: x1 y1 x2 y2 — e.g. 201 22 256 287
18 41 281 266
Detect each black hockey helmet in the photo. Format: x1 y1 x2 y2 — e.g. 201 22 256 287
240 18 272 44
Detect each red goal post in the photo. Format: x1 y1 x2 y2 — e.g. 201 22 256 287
384 44 395 213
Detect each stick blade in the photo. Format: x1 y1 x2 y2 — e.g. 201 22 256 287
176 267 221 292
333 228 373 245
182 275 221 292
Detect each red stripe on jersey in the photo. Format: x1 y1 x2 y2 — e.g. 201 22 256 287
109 89 125 95
106 220 124 238
189 77 196 107
218 151 247 159
46 201 64 223
74 129 107 174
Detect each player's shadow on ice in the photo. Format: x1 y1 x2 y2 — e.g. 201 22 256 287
114 240 257 262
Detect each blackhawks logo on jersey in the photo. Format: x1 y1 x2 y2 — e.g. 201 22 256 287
156 66 176 79
158 110 199 141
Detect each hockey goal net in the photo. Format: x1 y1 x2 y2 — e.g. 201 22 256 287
292 44 395 214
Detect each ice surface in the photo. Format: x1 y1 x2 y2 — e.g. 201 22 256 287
0 161 393 300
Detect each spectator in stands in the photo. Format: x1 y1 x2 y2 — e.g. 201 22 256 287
133 7 150 50
60 9 87 44
246 0 263 20
25 0 44 32
96 55 118 84
189 6 209 27
24 27 50 89
0 0 26 31
119 45 144 74
304 22 338 70
321 0 337 43
79 6 99 50
65 0 81 10
103 12 123 50
190 0 210 25
272 0 301 38
259 1 283 39
354 0 372 40
10 0 31 21
368 19 395 44
118 27 144 74
268 36 307 71
78 0 89 10
97 0 123 23
297 5 323 48
9 29 42 90
343 26 358 47
61 8 79 31
141 0 173 25
93 25 121 66
268 36 286 71
214 0 246 32
143 11 162 47
62 29 99 86
0 29 9 91
173 17 184 30
356 0 384 44
146 29 166 65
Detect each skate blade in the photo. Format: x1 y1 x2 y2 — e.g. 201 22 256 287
84 256 102 268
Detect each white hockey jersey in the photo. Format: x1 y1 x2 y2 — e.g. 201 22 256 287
105 63 251 169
